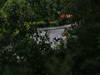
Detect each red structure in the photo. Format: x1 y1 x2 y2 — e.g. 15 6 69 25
59 14 73 19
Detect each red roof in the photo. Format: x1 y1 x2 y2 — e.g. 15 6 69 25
59 14 73 19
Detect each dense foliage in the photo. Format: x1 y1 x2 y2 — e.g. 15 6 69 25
0 0 100 75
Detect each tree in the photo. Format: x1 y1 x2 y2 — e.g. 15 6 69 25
0 0 100 75
0 0 49 75
67 0 100 75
